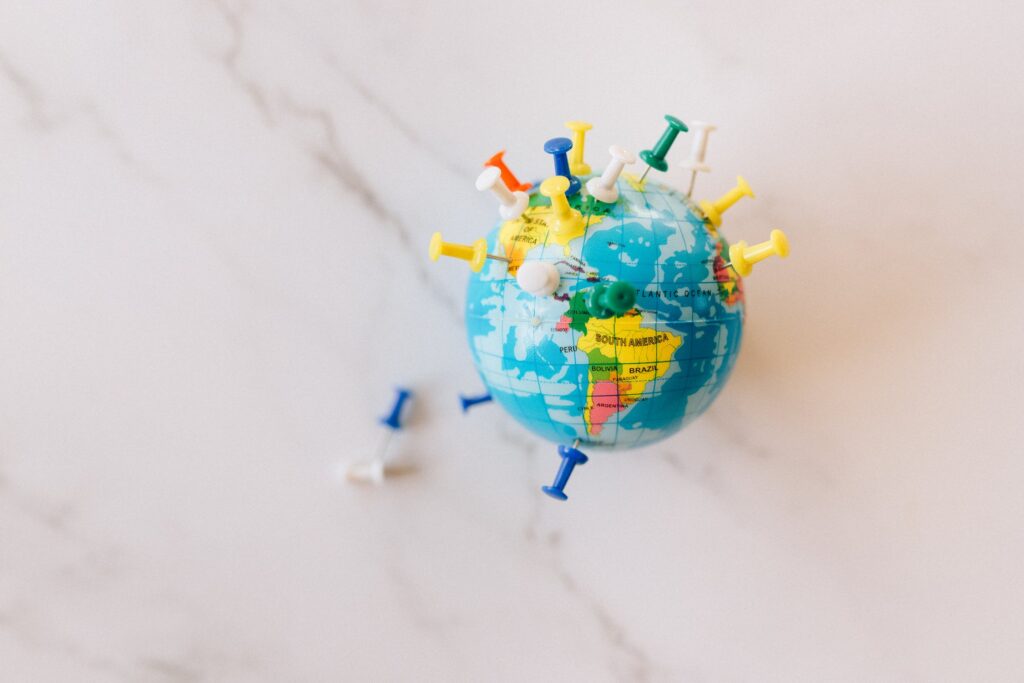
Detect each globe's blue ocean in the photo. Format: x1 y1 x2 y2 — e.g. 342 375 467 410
465 176 744 449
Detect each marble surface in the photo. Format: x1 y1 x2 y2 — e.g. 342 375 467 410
1 1 1023 681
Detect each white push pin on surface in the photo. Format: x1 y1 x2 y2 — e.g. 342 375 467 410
476 166 529 220
516 260 561 297
585 145 636 204
680 121 716 198
343 458 384 485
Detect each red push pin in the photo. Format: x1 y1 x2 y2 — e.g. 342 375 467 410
484 150 532 192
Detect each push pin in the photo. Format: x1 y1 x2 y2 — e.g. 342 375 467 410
429 232 510 272
586 145 636 204
542 439 588 501
586 281 636 318
680 121 716 198
565 121 593 176
476 167 528 221
726 229 789 276
540 176 585 236
484 150 532 192
699 176 754 230
516 260 561 297
543 137 581 197
459 392 493 412
638 115 688 183
342 387 413 485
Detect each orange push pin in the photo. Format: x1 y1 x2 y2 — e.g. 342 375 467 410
484 150 532 192
727 229 789 276
699 176 755 229
429 232 509 272
540 176 584 236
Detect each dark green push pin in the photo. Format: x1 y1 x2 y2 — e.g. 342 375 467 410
638 115 689 183
586 281 636 319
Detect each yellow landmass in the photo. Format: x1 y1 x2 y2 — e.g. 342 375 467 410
577 311 682 432
622 172 647 192
497 203 603 272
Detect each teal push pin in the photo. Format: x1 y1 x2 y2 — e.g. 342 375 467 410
638 115 689 183
586 281 636 319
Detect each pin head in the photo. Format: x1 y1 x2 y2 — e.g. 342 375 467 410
770 229 789 257
475 166 502 192
540 175 570 199
565 120 592 134
516 261 560 297
736 175 755 199
544 137 573 155
609 145 636 164
428 232 444 261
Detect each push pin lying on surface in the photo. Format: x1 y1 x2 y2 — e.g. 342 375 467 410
680 121 716 198
516 260 561 297
459 392 493 413
544 137 581 197
586 145 636 204
699 176 754 230
485 150 532 192
540 176 585 236
542 439 588 501
638 114 689 183
725 229 790 276
565 120 593 176
429 232 510 272
477 166 528 221
587 281 636 318
342 387 413 485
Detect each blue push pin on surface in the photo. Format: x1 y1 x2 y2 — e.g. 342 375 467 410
544 137 581 197
380 387 413 430
459 392 493 413
542 439 588 501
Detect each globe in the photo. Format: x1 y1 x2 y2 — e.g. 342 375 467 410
465 173 745 449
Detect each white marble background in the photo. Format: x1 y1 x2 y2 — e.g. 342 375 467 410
1 1 1022 681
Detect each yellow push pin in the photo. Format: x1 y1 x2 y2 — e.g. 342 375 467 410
428 232 509 272
699 176 755 229
726 229 789 277
540 176 585 236
565 120 593 176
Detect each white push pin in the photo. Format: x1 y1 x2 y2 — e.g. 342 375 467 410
516 261 561 297
585 145 636 204
476 166 529 220
680 121 716 197
343 458 384 485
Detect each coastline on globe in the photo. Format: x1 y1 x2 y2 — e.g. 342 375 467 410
465 174 745 450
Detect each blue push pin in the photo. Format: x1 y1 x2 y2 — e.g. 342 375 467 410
542 439 588 501
380 387 413 430
544 137 581 197
459 392 493 413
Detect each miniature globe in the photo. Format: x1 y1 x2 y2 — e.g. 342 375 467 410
465 173 745 449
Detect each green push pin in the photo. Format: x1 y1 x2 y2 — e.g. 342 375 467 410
638 115 689 183
586 281 636 319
